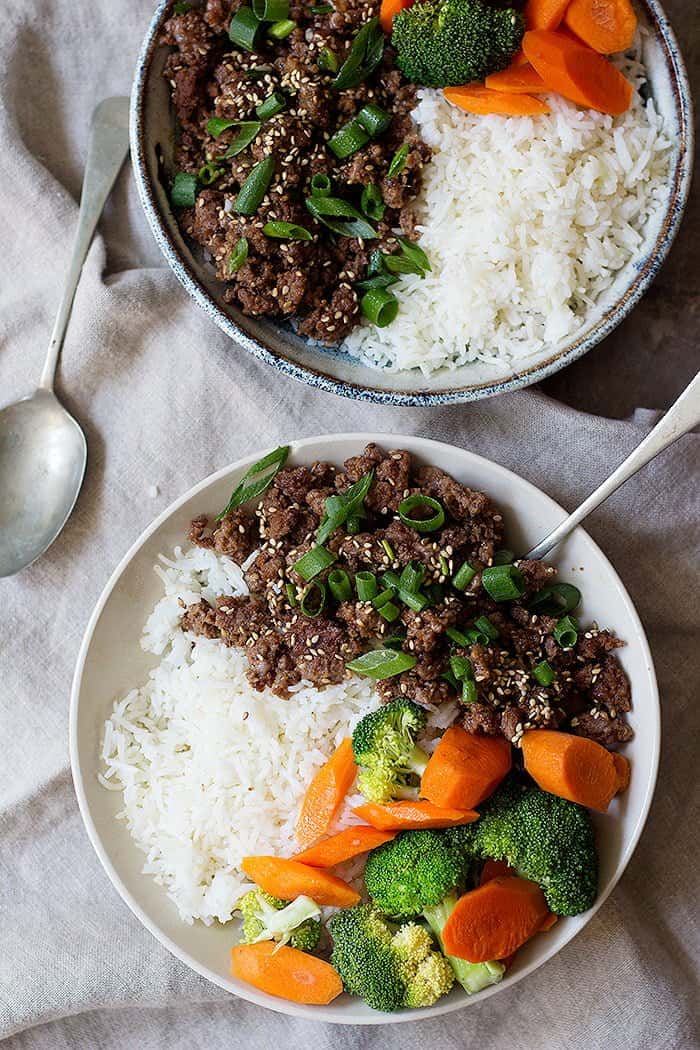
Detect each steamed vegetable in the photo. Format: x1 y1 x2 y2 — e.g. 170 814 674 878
296 737 356 846
329 904 455 1010
443 84 550 115
241 856 361 907
522 29 633 114
521 729 630 812
441 876 552 961
379 0 414 33
236 889 321 951
355 799 480 831
294 826 396 866
420 727 512 810
392 0 525 88
452 777 598 915
351 698 429 804
231 942 343 1004
564 0 637 54
484 64 547 92
524 0 570 30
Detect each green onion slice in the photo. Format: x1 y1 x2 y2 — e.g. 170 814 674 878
356 571 378 602
367 248 385 276
380 539 395 561
446 626 469 647
263 220 313 240
399 560 425 594
327 119 370 159
311 2 333 12
396 235 431 274
268 17 296 37
285 582 298 606
387 142 409 178
311 173 332 197
227 237 249 274
207 117 239 137
173 1 191 12
361 183 385 221
300 581 326 618
398 494 445 533
553 615 579 649
492 548 515 566
235 155 275 215
462 679 478 704
245 65 274 78
528 582 582 617
356 103 392 137
381 572 429 612
332 17 384 91
361 287 398 327
256 92 287 119
384 633 406 651
318 47 339 73
316 470 374 544
481 563 525 602
383 254 423 276
170 171 198 208
252 0 289 20
378 601 401 622
293 544 336 581
450 655 473 682
372 587 396 609
452 561 476 591
223 122 262 159
442 669 460 691
305 196 377 240
346 648 417 679
197 161 224 186
216 445 289 520
532 660 556 686
346 515 361 534
328 568 352 603
474 615 499 642
355 273 398 292
229 6 263 50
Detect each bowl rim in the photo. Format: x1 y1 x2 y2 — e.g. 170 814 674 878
69 432 661 1023
130 0 694 406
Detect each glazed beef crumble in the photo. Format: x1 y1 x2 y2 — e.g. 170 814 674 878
181 444 633 748
160 0 431 343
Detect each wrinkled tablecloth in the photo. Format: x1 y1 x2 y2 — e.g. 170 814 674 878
1 1 698 1047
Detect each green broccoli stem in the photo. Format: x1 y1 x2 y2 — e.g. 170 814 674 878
423 893 505 995
408 744 429 776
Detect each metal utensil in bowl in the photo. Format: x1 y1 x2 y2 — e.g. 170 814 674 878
0 97 130 578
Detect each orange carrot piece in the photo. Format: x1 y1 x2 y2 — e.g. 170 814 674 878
564 0 637 53
443 85 550 116
524 0 571 30
379 0 414 33
521 729 630 812
231 942 343 1005
296 738 356 847
442 876 551 962
522 29 633 114
354 799 480 831
241 856 360 908
479 859 516 885
293 826 396 867
485 64 548 93
420 727 512 810
539 912 559 931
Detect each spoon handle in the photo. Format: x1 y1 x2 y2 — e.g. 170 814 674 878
39 97 130 390
525 371 700 561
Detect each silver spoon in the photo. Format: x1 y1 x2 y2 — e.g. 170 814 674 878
525 370 700 560
0 97 130 578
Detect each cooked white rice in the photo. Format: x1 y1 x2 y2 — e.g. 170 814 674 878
342 38 672 374
100 545 378 925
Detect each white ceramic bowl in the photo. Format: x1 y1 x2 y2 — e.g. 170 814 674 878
70 434 660 1023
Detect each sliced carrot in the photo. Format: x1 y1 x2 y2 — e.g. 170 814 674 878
479 858 516 885
522 29 633 114
231 942 343 1005
420 727 512 810
379 0 414 33
521 729 630 812
241 856 360 908
293 826 396 867
524 0 571 30
354 799 480 831
564 0 637 53
296 738 356 847
539 912 560 931
443 85 550 116
442 876 551 962
485 64 548 94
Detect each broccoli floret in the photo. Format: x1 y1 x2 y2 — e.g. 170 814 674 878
465 778 598 916
329 904 454 1011
237 890 321 951
392 0 525 88
365 832 504 995
352 698 429 804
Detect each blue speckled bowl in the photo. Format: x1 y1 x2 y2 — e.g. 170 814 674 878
131 0 693 405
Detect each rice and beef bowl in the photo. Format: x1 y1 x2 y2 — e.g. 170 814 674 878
101 442 635 1011
159 0 672 375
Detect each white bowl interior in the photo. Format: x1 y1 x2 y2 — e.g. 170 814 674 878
70 434 659 1023
133 1 687 398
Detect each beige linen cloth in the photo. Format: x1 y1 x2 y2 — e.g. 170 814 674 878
1 1 699 1047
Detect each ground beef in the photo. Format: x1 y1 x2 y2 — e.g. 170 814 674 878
461 702 500 736
285 616 362 686
571 710 634 747
244 548 285 591
246 632 301 696
377 669 454 709
188 510 257 563
180 599 219 639
591 654 632 713
403 604 458 654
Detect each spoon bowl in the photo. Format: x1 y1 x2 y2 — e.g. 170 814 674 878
0 391 87 577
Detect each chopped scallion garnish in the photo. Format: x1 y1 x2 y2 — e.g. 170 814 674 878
387 142 409 178
532 659 556 686
227 237 249 274
285 582 298 606
300 581 326 618
481 564 525 602
399 560 425 594
235 155 275 215
310 172 332 197
316 470 374 544
328 568 352 603
361 183 385 222
346 648 417 679
268 17 296 37
332 17 384 91
450 654 473 681
252 0 289 20
305 196 377 239
170 171 198 208
462 679 478 704
446 626 470 647
229 6 263 50
356 103 392 137
318 46 339 73
384 633 406 651
256 92 287 119
528 582 582 616
293 544 336 581
380 539 395 561
372 587 396 609
378 601 401 622
223 121 262 159
397 494 445 533
360 287 398 326
473 615 499 642
356 571 378 602
452 561 476 591
263 220 312 240
327 118 370 159
197 160 224 186
553 615 579 649
216 445 289 520
492 548 515 566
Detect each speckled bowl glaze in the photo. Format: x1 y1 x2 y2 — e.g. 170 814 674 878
131 1 693 405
